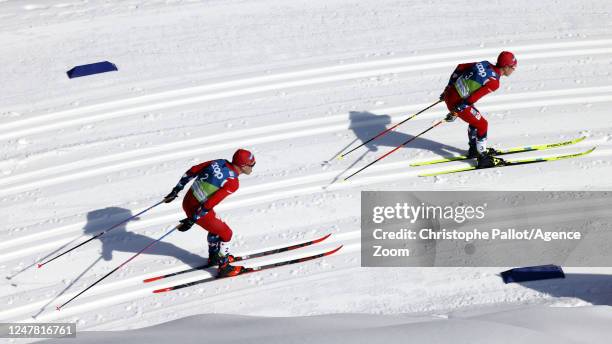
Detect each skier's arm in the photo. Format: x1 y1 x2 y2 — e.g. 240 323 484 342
203 178 239 210
177 161 213 189
192 178 239 220
164 161 213 203
465 78 500 105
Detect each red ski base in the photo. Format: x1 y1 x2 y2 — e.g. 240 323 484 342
153 245 343 293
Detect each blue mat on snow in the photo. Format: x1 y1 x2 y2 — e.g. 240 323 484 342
501 264 565 284
67 61 118 78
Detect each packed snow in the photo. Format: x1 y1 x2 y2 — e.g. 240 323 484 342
1 0 611 343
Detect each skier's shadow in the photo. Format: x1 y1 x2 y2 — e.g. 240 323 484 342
328 111 464 184
32 207 205 318
84 207 204 265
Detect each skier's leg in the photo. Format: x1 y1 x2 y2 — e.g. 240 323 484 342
195 212 243 276
183 191 233 241
455 104 488 154
182 192 233 265
197 211 235 266
467 125 479 158
207 233 221 254
206 233 221 264
182 191 200 218
196 210 232 241
455 106 503 168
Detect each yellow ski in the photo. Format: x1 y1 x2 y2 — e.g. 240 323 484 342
411 136 586 166
419 147 596 177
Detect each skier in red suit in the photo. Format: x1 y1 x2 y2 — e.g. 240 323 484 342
164 149 256 277
441 51 517 168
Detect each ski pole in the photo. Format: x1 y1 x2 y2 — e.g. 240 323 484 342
344 119 445 181
339 100 442 159
38 200 165 268
56 226 178 310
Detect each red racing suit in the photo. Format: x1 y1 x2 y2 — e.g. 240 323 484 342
443 60 501 140
175 159 240 242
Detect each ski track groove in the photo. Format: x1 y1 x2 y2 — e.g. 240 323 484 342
1 87 612 197
3 84 612 187
0 40 611 141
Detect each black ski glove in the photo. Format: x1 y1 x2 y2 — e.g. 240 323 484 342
177 218 195 232
164 187 181 203
444 113 457 122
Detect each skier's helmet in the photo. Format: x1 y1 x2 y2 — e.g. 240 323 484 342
232 149 256 167
496 51 517 68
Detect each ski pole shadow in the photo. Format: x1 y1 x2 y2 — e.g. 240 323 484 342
83 207 205 266
327 111 464 184
348 110 464 156
5 234 86 284
32 207 205 317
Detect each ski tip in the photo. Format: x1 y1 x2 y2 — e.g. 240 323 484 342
573 146 597 156
56 305 61 311
37 263 43 269
312 233 332 244
153 287 172 294
325 245 343 256
337 155 344 161
143 276 162 283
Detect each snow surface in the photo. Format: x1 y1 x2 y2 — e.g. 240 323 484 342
1 0 612 343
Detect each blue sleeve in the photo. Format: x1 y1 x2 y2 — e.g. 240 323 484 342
174 173 194 191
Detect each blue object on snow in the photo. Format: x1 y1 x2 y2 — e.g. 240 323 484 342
501 264 565 284
67 61 118 78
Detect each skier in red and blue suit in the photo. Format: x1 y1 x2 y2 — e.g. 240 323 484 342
163 149 256 277
441 51 517 168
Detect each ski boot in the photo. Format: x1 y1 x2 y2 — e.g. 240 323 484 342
467 141 500 158
466 144 479 159
207 252 235 266
216 241 244 277
474 137 505 168
476 152 506 168
467 126 479 158
217 260 244 278
484 147 501 156
206 234 235 266
208 252 236 266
